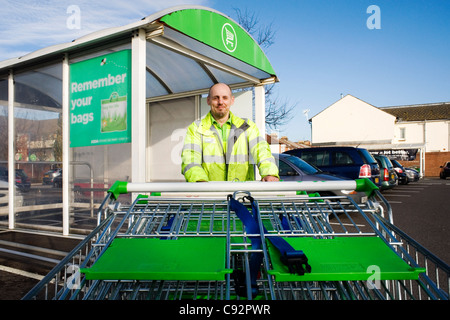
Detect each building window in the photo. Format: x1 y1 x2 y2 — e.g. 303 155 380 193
399 127 406 140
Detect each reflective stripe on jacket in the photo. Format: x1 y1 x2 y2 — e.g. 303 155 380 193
181 112 279 182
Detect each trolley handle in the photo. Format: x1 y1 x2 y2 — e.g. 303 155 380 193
107 178 379 200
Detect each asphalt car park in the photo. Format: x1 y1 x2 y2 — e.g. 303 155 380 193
378 177 449 265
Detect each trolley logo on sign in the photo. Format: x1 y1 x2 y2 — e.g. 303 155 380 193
222 23 237 52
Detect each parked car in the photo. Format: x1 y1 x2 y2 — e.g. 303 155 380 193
0 166 31 192
440 162 450 179
275 153 368 203
404 167 420 182
373 155 397 190
53 170 62 188
283 146 381 187
15 169 31 192
390 159 409 185
43 168 62 185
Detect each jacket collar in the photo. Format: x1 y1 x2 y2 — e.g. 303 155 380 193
198 111 245 134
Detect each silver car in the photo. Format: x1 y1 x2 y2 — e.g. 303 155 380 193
405 167 420 182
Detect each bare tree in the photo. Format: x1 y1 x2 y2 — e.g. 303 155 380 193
264 84 297 129
0 107 7 161
53 114 62 163
233 8 297 130
233 8 275 49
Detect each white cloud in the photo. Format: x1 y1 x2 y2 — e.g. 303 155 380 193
0 0 209 61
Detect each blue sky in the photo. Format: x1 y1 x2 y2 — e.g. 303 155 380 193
1 0 449 141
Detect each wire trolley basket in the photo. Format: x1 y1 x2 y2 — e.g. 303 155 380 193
23 179 449 300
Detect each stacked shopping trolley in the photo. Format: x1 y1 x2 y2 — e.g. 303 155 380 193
23 179 449 300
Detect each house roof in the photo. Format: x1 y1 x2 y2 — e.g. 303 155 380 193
310 94 388 121
381 102 450 121
311 95 450 123
266 133 310 149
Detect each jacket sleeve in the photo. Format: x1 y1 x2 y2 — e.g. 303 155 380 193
181 123 209 182
247 122 280 178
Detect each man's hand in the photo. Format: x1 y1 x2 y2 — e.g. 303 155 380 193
261 175 279 182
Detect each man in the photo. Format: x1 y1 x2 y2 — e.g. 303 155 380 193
181 83 279 182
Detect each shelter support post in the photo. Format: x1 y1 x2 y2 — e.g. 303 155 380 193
131 29 147 187
420 148 425 178
62 54 70 235
254 85 266 181
8 71 14 229
254 85 266 137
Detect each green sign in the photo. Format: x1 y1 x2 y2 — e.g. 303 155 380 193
69 50 131 147
160 9 276 76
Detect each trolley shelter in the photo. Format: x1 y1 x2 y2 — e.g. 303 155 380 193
0 6 278 235
4 5 448 302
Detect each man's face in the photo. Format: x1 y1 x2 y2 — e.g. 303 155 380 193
207 84 234 121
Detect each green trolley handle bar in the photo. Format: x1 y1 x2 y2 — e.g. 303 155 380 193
108 178 378 200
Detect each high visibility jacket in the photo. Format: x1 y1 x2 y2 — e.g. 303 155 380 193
181 112 279 182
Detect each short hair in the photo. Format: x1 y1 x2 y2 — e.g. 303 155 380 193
207 83 233 97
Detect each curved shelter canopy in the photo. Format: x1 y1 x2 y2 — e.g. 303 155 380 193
0 5 278 101
147 7 278 97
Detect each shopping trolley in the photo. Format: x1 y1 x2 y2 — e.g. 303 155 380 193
23 179 449 300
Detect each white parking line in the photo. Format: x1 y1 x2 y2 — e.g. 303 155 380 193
0 264 45 281
396 186 424 189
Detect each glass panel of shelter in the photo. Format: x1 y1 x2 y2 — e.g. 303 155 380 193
12 62 63 229
0 78 10 220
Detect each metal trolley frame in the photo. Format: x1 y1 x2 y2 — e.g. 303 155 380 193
23 179 449 300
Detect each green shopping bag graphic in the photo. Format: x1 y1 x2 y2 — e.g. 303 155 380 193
101 92 127 133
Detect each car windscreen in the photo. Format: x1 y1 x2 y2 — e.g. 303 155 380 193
385 158 394 169
391 159 404 168
358 149 378 164
284 155 320 175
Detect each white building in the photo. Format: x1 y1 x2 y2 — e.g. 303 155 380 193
310 94 450 176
